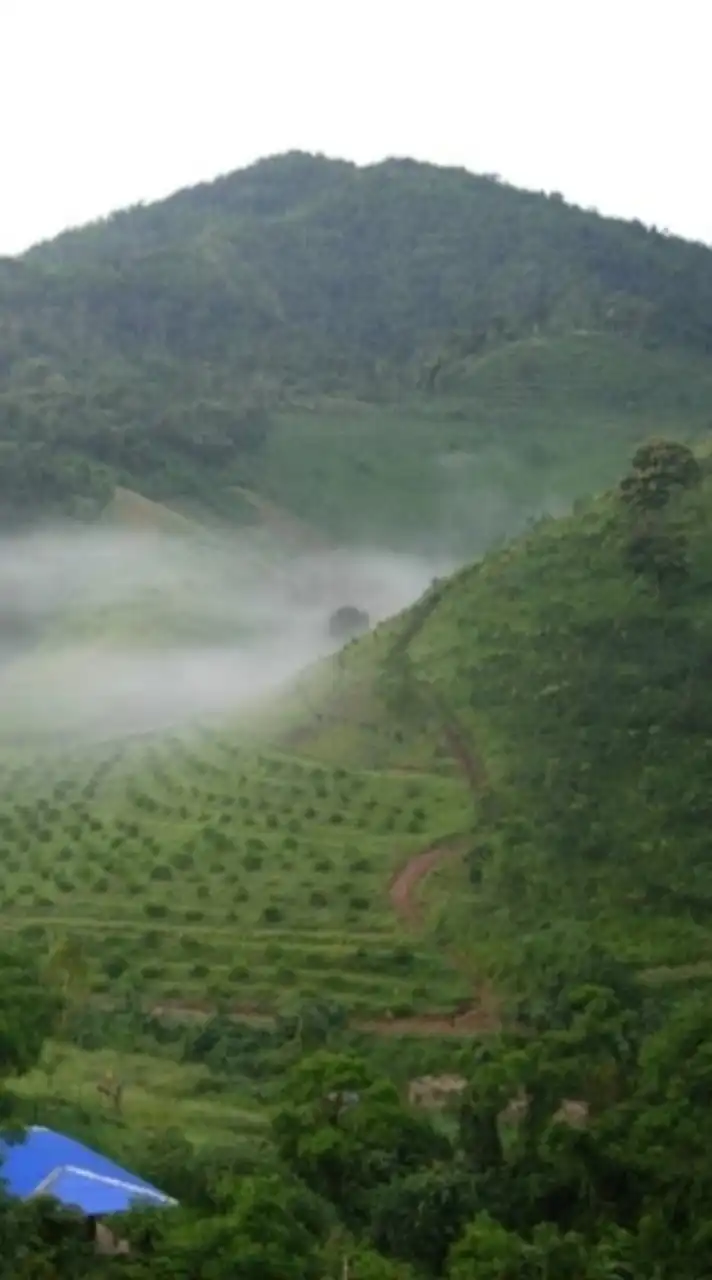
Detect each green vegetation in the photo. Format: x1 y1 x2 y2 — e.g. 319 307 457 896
0 729 471 1018
5 936 712 1275
6 149 712 1273
5 153 712 549
288 438 712 987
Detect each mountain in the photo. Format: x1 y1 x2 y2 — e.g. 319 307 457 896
3 152 712 547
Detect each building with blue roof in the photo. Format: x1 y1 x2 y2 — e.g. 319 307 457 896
0 1126 177 1216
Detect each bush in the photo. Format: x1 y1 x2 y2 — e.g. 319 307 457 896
150 864 173 881
262 905 284 923
349 857 372 873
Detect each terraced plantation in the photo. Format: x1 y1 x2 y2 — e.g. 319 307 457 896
0 726 473 1019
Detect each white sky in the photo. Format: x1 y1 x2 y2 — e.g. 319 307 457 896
1 0 709 254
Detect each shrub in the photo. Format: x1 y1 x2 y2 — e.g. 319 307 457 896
149 863 173 882
262 905 283 924
349 857 372 873
144 903 169 919
19 924 45 941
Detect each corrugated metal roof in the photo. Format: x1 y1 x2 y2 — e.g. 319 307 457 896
0 1126 177 1215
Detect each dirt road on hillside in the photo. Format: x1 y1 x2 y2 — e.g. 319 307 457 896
389 842 464 925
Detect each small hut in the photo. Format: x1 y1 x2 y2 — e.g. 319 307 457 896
0 1125 176 1253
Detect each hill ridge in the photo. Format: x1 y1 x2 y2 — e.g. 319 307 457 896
4 151 712 544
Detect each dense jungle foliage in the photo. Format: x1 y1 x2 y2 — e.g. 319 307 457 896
6 937 712 1276
4 151 712 535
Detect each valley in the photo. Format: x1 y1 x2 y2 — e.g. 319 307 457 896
4 151 712 1276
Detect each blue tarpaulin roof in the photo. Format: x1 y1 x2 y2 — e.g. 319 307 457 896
0 1126 177 1215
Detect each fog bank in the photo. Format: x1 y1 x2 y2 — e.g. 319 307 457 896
0 526 453 744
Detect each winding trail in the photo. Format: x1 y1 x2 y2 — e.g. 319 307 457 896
389 841 464 926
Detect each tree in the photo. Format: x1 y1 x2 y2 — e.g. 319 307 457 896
447 1214 634 1280
622 524 690 594
369 1164 480 1275
619 439 701 512
272 1052 450 1226
155 1175 327 1280
329 606 370 643
0 946 63 1079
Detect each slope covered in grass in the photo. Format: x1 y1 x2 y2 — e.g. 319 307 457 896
286 443 712 977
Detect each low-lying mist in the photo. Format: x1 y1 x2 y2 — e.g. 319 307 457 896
0 526 453 745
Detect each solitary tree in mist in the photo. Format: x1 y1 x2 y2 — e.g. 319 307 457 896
328 605 370 642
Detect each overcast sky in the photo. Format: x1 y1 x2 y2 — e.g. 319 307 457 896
2 0 709 254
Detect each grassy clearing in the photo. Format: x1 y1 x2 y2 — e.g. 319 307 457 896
11 1042 267 1149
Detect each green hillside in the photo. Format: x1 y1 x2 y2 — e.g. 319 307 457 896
2 440 712 1026
281 439 712 983
4 152 712 549
6 442 712 1275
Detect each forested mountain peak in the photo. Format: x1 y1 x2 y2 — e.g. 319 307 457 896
4 151 712 534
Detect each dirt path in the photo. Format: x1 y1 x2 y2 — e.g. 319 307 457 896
149 998 494 1037
389 841 464 926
